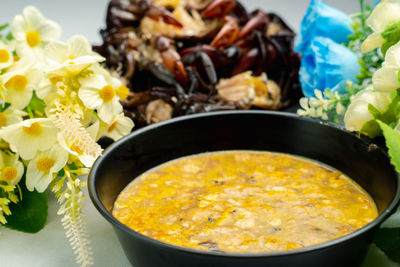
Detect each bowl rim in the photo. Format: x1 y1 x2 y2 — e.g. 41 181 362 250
88 110 400 258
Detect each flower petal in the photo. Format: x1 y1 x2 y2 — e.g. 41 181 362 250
38 19 62 42
23 6 45 30
361 32 385 53
98 100 123 124
78 87 104 109
372 65 400 92
68 35 92 58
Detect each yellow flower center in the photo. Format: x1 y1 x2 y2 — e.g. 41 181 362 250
22 122 42 136
1 166 18 182
0 49 10 63
5 75 28 91
36 158 55 173
26 31 41 47
13 55 20 62
70 141 84 156
0 113 7 127
116 85 130 100
108 121 118 133
50 76 63 85
99 85 115 102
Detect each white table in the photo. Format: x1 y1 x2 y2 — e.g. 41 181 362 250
1 0 399 266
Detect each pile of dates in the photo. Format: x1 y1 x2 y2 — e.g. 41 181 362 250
94 0 301 128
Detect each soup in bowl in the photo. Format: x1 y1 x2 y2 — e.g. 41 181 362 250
88 111 400 267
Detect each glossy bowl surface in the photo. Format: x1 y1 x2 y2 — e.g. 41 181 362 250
89 111 400 267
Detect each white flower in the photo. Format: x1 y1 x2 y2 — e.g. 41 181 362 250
362 0 400 53
11 6 61 58
0 118 58 160
78 74 123 124
0 107 27 128
372 41 400 92
0 40 15 70
26 144 68 192
1 53 42 109
45 35 104 76
99 113 134 141
0 151 24 185
344 87 392 132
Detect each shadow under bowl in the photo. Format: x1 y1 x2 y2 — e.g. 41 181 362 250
88 111 400 267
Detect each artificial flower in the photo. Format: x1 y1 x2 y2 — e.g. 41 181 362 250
99 113 134 141
295 0 353 53
0 107 27 128
299 37 360 97
361 0 400 53
372 41 400 92
0 151 24 185
0 40 15 70
1 53 42 109
11 5 61 58
78 74 123 124
26 144 68 192
45 35 104 76
344 87 392 132
0 118 58 160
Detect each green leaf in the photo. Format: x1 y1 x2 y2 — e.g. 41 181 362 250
5 32 13 41
382 40 398 55
382 22 400 43
3 177 48 233
26 91 46 117
374 228 400 263
368 104 381 119
360 120 382 138
377 120 400 173
0 23 8 31
0 103 10 112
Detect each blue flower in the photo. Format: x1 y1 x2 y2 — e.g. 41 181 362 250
299 37 360 97
295 0 354 53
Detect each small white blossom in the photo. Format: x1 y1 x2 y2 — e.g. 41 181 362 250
11 6 61 59
0 151 24 185
1 53 42 109
99 113 134 141
45 35 103 76
0 118 58 160
26 144 68 192
78 74 123 124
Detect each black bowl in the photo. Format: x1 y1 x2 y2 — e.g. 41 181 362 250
88 111 400 267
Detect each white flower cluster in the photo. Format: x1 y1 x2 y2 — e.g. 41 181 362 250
0 6 134 193
344 0 400 135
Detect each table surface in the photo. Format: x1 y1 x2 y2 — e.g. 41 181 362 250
1 0 400 266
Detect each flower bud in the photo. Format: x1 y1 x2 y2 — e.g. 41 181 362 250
344 87 392 132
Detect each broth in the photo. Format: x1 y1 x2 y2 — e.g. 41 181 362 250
112 151 378 253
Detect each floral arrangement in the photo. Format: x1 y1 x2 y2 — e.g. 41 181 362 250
296 0 400 264
0 6 134 266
